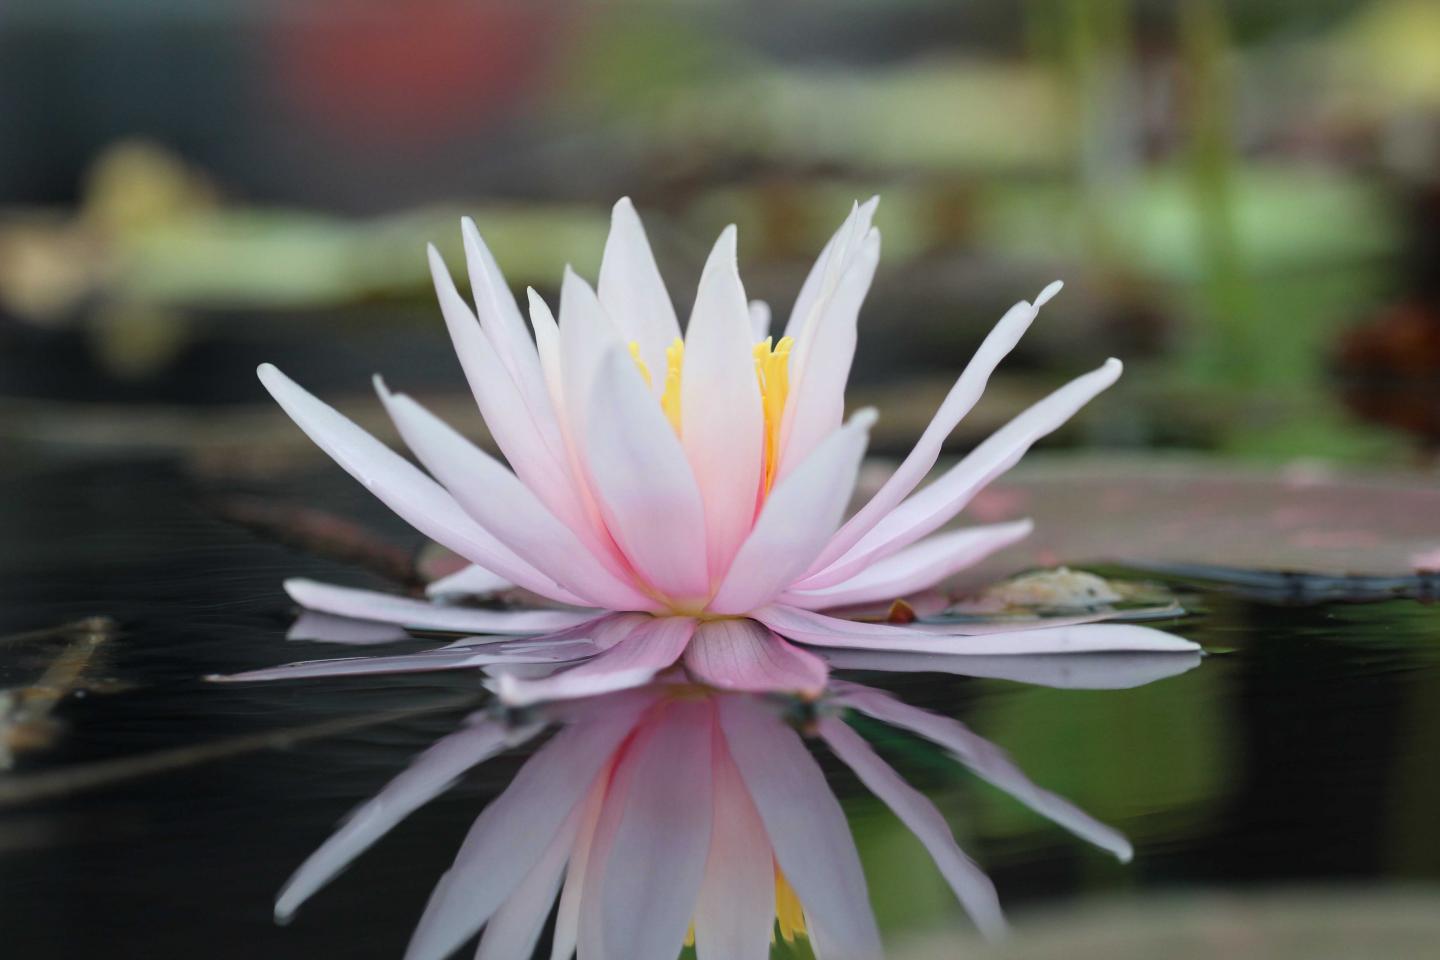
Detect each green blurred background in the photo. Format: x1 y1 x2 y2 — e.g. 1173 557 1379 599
2 0 1439 468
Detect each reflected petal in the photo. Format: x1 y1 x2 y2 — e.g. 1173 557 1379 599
819 716 1007 939
832 681 1133 862
717 695 883 960
818 648 1205 689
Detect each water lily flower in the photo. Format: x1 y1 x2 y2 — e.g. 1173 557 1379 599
247 198 1197 701
273 665 1194 960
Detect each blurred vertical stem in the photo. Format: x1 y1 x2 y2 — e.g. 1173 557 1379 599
1028 0 1138 273
1180 0 1254 386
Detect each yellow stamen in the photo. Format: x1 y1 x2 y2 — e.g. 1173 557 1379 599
631 334 793 492
687 864 808 951
753 335 794 496
773 864 808 943
628 341 652 388
661 337 684 434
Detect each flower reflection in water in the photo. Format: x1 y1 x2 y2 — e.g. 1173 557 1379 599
275 653 1199 960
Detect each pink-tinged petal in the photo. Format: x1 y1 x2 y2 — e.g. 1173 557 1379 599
755 604 1200 654
782 198 879 342
427 247 582 530
582 346 711 602
776 227 881 483
693 737 776 960
378 385 655 612
256 363 582 606
818 648 1204 689
459 217 555 427
832 682 1133 862
207 637 598 684
475 797 583 960
275 715 544 920
716 695 883 960
708 410 876 615
785 520 1033 610
819 717 1006 939
681 225 766 576
798 358 1122 591
808 288 1053 574
584 698 715 960
286 612 408 646
748 299 771 341
598 197 682 398
424 563 511 599
495 616 696 707
403 692 656 960
548 767 610 960
281 579 597 634
683 619 828 695
527 289 568 426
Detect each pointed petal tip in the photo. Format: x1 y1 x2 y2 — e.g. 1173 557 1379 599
1035 279 1064 308
371 373 391 399
850 407 879 430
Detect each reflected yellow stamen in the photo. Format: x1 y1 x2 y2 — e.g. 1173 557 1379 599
685 864 808 950
773 864 807 943
661 338 684 434
753 336 794 496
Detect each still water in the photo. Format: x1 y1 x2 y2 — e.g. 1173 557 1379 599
2 459 1438 958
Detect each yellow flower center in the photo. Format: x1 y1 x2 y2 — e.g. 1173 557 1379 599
628 335 794 497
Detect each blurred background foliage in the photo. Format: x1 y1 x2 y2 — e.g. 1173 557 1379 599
2 0 1439 466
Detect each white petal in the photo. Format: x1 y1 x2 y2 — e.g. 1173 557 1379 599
832 682 1133 861
280 579 596 633
809 290 1050 574
782 198 879 342
255 363 583 605
776 227 881 483
403 693 655 960
717 695 882 960
818 647 1204 689
747 299 771 341
427 246 577 522
756 604 1201 654
682 618 828 694
693 741 776 960
707 410 875 615
276 716 544 920
820 717 1007 939
585 698 715 960
582 346 711 602
494 616 695 706
784 520 1032 610
475 798 581 960
459 217 557 444
598 197 681 396
378 384 654 611
548 772 610 960
798 358 1123 591
209 639 594 683
425 563 511 599
681 225 765 576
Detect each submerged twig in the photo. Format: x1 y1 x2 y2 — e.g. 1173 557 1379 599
0 695 482 808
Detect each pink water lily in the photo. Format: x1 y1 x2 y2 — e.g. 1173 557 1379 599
245 198 1197 702
272 666 1194 960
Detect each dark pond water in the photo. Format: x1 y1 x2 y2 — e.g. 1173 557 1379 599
2 458 1439 959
